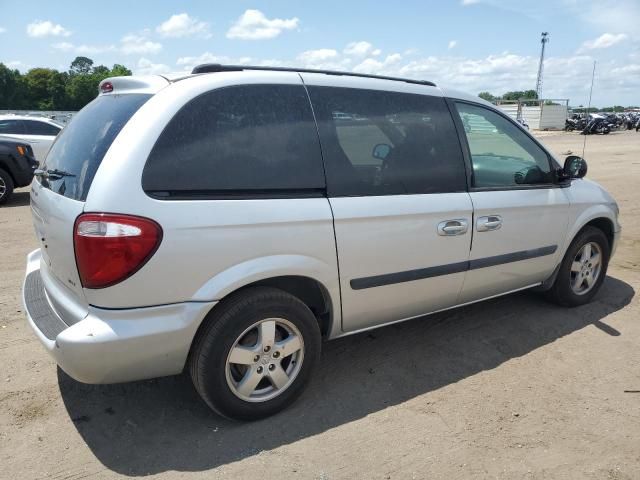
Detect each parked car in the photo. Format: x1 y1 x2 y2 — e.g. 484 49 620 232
23 66 620 421
0 137 38 204
0 115 62 163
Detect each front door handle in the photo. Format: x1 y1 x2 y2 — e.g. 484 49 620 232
437 219 469 236
476 215 503 232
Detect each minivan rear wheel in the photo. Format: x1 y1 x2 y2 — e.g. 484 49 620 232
0 168 14 205
189 287 321 420
548 226 610 307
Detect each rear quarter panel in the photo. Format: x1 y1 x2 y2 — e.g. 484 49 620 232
82 72 341 331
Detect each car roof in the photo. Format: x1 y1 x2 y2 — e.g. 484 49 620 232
0 135 28 145
0 114 62 125
98 66 498 110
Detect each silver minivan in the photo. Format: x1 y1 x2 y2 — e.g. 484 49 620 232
23 65 620 420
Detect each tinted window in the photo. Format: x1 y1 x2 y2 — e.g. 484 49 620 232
41 94 151 200
308 86 466 196
23 120 61 136
142 84 325 197
455 103 552 188
0 119 25 135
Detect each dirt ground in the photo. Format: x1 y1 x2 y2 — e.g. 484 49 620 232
1 130 639 479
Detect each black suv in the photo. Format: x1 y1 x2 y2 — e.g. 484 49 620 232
0 138 38 205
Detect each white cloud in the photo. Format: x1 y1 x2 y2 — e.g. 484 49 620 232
226 9 299 40
448 40 457 49
52 36 158 56
120 34 162 55
578 33 628 52
297 49 338 63
52 42 116 54
353 53 403 74
176 52 254 71
574 0 640 37
344 41 380 57
461 0 481 5
156 13 211 38
0 27 6 34
26 20 71 37
135 57 171 75
6 60 28 70
165 40 640 104
294 49 352 70
52 42 74 51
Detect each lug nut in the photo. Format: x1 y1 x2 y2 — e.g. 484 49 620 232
257 366 263 374
264 345 271 353
273 351 280 358
253 355 260 362
268 364 276 371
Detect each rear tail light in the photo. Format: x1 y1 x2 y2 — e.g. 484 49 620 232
74 213 162 289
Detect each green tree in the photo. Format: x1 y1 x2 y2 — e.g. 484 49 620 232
92 65 110 76
478 91 498 103
69 56 94 75
502 90 538 101
23 68 65 109
110 64 132 76
65 59 133 109
0 63 21 108
66 73 99 110
1 57 132 110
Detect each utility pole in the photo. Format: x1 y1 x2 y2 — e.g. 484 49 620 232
536 32 549 98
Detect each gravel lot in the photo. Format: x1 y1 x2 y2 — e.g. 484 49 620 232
1 130 638 479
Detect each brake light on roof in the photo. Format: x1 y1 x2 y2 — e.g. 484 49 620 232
74 213 162 289
101 81 114 93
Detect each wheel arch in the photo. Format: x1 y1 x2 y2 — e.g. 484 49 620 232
560 206 617 258
539 215 615 291
584 217 615 249
0 157 17 185
191 255 341 339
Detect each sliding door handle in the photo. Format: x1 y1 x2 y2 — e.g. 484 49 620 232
437 219 469 236
477 215 503 232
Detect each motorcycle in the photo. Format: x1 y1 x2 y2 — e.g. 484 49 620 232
581 115 610 135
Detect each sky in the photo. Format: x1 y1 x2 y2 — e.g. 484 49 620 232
1 0 639 106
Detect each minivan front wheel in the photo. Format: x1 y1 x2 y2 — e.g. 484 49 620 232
189 287 321 420
548 226 610 307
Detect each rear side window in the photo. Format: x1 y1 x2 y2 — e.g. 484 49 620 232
0 119 25 135
308 86 467 196
142 84 325 198
23 120 61 136
41 94 151 201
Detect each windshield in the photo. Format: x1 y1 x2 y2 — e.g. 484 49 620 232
40 93 151 201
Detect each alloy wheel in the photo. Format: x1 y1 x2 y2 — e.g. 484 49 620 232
570 241 603 295
225 317 304 402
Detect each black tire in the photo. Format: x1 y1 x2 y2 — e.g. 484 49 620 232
547 226 610 307
0 168 14 205
189 286 321 421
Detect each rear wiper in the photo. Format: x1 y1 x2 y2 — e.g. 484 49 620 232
34 168 76 180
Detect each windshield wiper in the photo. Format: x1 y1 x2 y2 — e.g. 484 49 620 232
34 168 76 180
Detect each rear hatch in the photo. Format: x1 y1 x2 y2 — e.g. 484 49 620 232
31 92 152 309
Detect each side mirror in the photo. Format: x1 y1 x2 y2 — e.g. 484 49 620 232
563 155 588 179
372 143 391 160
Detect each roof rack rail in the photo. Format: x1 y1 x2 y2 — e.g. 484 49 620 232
191 64 437 87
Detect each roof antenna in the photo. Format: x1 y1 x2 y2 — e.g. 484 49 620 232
582 61 596 159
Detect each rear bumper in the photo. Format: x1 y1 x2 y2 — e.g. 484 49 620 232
23 249 216 384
